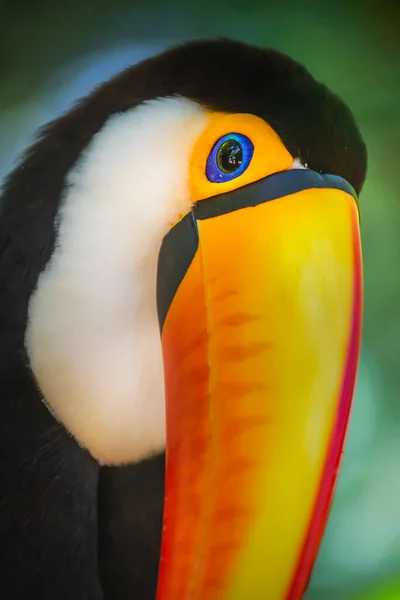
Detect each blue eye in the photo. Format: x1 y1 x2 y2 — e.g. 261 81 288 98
206 133 254 183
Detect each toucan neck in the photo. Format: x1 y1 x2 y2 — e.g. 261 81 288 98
98 453 165 600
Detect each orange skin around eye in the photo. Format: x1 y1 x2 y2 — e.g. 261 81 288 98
189 112 294 202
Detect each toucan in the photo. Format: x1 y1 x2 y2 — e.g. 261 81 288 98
0 38 367 600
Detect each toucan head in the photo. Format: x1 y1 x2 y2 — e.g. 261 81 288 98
3 38 366 599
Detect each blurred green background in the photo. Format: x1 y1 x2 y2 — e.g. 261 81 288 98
1 1 399 598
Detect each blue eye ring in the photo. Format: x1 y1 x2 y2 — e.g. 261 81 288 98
206 133 254 183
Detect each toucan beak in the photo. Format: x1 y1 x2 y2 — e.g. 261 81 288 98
156 169 363 600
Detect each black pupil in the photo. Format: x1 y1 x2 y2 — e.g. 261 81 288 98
216 139 243 173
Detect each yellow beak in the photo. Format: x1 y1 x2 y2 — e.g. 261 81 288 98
156 168 363 600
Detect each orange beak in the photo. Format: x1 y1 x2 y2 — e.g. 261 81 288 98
156 168 363 600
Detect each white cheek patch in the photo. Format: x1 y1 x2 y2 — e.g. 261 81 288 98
25 97 208 465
